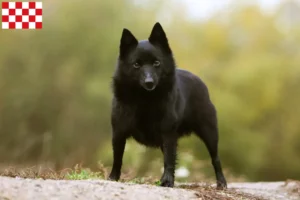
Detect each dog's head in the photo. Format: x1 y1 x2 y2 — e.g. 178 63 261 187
117 22 175 91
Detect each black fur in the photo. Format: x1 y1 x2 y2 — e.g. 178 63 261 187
108 22 227 189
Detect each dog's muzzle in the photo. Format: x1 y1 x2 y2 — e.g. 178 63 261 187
144 76 155 91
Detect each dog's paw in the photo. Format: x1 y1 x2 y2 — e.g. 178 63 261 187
160 173 174 187
216 178 227 190
108 173 120 182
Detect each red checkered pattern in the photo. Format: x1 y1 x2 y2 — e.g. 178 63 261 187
1 1 42 29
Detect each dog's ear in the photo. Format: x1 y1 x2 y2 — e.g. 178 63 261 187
120 28 138 58
148 22 172 54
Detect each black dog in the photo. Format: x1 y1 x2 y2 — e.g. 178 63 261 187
108 22 227 189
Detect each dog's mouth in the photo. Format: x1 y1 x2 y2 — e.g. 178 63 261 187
144 86 156 91
143 83 156 91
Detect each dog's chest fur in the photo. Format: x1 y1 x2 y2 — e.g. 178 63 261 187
130 103 167 147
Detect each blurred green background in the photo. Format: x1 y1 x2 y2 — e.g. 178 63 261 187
0 0 300 182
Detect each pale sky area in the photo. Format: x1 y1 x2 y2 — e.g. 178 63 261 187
178 0 299 20
133 0 300 23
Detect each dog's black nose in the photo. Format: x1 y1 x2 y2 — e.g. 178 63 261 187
144 77 155 90
145 78 154 88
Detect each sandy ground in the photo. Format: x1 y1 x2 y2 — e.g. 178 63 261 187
228 181 300 200
0 176 299 200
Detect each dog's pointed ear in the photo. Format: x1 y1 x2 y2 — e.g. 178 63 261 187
148 22 172 54
120 28 138 58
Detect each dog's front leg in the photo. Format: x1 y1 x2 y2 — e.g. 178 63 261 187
108 135 126 181
160 134 178 187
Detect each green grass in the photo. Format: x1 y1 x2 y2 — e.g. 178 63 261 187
128 177 146 184
154 180 161 186
125 177 162 186
66 169 104 180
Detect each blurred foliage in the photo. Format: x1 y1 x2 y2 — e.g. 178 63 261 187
0 0 300 182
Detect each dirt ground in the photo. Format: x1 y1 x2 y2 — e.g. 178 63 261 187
0 176 299 200
227 181 300 200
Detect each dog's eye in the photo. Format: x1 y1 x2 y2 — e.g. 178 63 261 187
153 60 160 67
133 62 140 68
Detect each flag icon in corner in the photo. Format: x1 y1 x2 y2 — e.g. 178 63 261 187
1 2 42 29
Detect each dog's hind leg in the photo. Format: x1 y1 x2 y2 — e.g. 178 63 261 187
193 108 227 189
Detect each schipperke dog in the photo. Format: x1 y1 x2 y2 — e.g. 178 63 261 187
108 22 227 189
